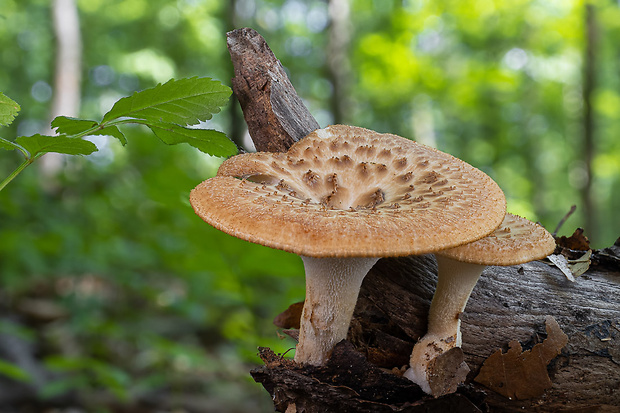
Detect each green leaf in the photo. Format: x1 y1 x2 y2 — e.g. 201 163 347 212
51 116 98 135
0 92 20 127
0 137 19 151
101 77 231 126
92 125 127 145
16 134 98 157
0 359 31 383
51 116 127 145
148 123 238 157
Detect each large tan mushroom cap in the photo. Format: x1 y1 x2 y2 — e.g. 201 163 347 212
190 125 506 258
437 213 556 266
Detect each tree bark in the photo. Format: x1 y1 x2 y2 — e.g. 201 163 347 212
226 28 620 412
226 28 320 152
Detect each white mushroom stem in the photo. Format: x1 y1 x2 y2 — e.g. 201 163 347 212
294 256 380 366
403 255 486 394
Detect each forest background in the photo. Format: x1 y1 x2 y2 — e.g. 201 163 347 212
1 0 619 411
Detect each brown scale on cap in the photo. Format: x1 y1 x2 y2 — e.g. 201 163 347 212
190 125 506 258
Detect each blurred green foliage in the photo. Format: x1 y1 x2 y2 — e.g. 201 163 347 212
1 0 619 411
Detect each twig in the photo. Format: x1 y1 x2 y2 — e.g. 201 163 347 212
553 205 577 237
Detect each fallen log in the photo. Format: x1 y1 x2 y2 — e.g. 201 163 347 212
226 27 620 412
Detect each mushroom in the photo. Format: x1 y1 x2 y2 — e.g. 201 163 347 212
403 213 556 395
190 125 506 366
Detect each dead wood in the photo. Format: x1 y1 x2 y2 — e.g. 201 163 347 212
226 28 620 413
226 27 320 152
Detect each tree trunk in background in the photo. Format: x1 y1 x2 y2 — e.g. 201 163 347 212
326 0 352 125
227 28 620 412
582 3 597 239
39 0 82 188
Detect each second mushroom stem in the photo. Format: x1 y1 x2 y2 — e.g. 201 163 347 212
294 256 380 366
404 255 485 394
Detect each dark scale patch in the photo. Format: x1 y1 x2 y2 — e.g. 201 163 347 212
414 201 432 209
303 170 320 186
326 173 338 189
394 157 408 169
375 164 388 174
400 172 413 182
420 170 441 184
288 158 306 168
426 190 445 198
369 189 385 207
275 179 291 192
357 162 370 177
329 155 353 168
378 148 392 159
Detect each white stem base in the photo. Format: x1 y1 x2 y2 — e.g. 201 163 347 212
294 256 379 366
404 255 485 395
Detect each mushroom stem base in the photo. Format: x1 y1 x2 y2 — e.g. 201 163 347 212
294 256 379 366
404 256 485 395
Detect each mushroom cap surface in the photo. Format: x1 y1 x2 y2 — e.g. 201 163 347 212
437 213 556 265
190 125 506 258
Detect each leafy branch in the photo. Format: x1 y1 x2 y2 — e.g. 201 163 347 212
0 77 237 192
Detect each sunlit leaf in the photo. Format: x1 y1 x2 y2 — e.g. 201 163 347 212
148 123 238 158
101 77 231 126
0 92 20 127
16 134 98 156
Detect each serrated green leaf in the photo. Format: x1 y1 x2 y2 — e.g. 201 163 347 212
0 92 20 127
52 116 127 145
51 116 98 135
101 77 231 126
92 125 127 145
16 134 98 157
148 123 238 158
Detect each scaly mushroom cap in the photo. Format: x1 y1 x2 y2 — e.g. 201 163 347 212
437 213 556 265
190 125 506 258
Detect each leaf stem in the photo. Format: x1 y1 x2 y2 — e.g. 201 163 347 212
0 159 33 192
0 137 31 158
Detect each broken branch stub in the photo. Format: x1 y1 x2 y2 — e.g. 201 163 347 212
226 27 320 152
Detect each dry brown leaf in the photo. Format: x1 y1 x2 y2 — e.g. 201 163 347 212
273 301 304 329
427 347 470 397
474 316 568 400
556 228 590 251
548 250 592 282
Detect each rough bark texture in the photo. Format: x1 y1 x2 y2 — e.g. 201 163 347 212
226 28 620 413
227 28 320 152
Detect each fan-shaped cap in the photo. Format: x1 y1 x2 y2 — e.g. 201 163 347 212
190 125 506 258
437 213 556 265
